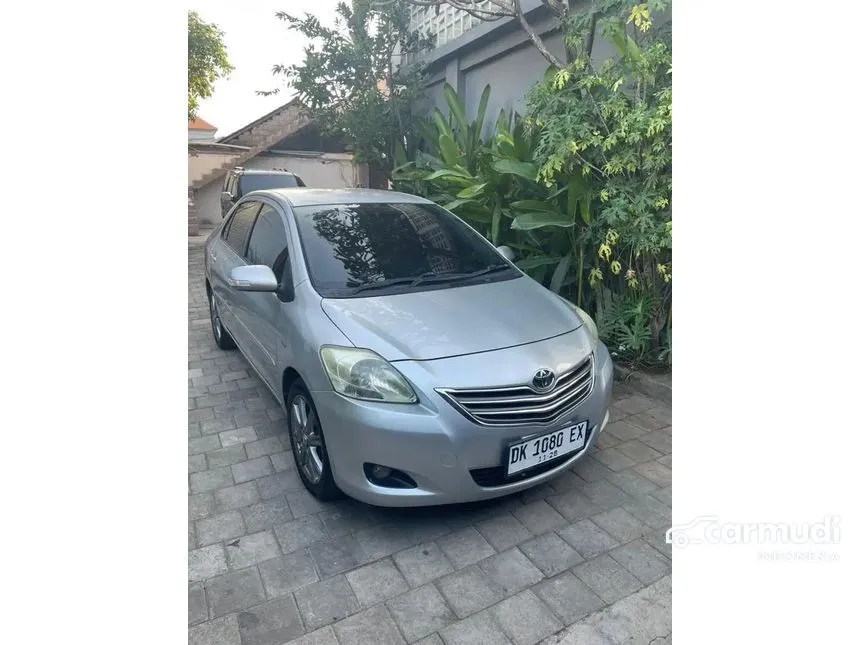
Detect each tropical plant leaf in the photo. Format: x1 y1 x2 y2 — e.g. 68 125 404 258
510 200 560 213
415 150 444 170
443 82 469 141
516 255 562 269
491 206 501 244
416 120 441 153
550 252 574 293
424 167 472 181
458 207 492 224
442 198 480 211
579 194 591 224
495 108 509 136
438 134 460 166
511 212 574 230
473 84 491 148
432 108 455 142
457 183 487 199
492 159 538 181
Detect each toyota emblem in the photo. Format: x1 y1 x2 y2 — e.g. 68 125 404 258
532 368 556 393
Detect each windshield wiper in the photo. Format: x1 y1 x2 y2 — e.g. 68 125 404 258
410 264 511 286
349 265 511 294
350 272 437 294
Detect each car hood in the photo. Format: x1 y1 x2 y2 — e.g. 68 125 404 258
320 276 582 361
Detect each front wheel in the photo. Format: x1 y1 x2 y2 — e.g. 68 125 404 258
287 381 340 501
209 291 236 350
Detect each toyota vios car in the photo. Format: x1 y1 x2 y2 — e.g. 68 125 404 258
205 188 613 507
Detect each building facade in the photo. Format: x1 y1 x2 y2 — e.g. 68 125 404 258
408 0 621 136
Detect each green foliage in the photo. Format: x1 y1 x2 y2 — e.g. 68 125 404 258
526 0 672 362
596 289 656 364
262 0 432 172
393 4 672 366
188 11 233 120
393 83 588 296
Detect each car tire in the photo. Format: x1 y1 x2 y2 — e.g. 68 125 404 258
209 291 237 350
286 381 341 502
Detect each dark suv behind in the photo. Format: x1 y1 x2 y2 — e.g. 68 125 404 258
221 168 306 218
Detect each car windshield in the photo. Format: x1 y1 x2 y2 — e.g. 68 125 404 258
239 174 304 194
292 202 520 298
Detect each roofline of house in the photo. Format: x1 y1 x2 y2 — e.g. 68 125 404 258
217 96 304 144
188 142 251 153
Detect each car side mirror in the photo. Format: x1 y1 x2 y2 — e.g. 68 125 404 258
228 265 278 292
496 245 516 262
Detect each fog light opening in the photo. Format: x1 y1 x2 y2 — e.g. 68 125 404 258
371 465 391 479
364 463 417 489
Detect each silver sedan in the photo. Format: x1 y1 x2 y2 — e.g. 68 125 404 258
205 188 613 507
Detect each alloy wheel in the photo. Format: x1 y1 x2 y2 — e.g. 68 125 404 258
210 294 222 342
290 394 324 484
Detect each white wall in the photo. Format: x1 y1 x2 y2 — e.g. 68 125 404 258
195 182 223 226
188 130 216 142
243 154 359 189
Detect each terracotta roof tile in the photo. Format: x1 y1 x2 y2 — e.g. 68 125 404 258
188 117 217 131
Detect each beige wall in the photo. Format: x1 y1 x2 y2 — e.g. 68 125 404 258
193 152 362 226
188 151 241 185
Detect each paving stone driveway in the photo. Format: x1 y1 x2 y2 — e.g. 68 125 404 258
188 236 672 645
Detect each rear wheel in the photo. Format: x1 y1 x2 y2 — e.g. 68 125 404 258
287 381 340 501
209 291 236 350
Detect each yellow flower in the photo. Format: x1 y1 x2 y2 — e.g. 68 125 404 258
598 244 612 261
589 268 603 287
605 229 619 245
610 260 621 275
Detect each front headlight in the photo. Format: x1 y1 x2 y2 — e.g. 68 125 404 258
562 300 599 344
320 346 418 404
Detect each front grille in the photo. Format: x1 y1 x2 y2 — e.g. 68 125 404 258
437 355 594 426
469 432 590 487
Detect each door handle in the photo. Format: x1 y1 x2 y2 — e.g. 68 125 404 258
209 252 217 262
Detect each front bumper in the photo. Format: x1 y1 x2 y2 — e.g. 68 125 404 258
312 340 614 507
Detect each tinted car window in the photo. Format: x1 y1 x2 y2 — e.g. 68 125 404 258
239 174 302 195
223 201 261 255
292 202 518 297
246 204 289 269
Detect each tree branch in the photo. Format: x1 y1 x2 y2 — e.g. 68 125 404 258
395 0 564 67
512 0 564 67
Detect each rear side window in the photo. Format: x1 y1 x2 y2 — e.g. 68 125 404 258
223 201 261 255
239 174 300 193
246 204 289 268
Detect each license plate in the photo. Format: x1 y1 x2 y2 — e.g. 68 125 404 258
506 421 589 476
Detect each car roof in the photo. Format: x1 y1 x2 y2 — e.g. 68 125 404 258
260 188 434 208
233 168 298 176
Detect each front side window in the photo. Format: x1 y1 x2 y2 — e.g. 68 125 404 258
246 204 289 269
223 201 261 255
292 202 519 297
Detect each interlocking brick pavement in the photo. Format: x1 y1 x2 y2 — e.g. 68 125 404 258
188 236 672 644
